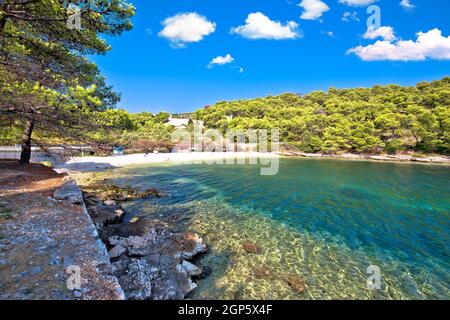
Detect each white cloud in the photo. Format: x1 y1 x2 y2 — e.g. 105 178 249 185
299 0 330 20
208 54 234 68
339 0 378 6
159 12 216 48
363 26 396 41
348 28 450 61
400 0 415 10
342 11 360 22
231 12 301 40
321 31 336 38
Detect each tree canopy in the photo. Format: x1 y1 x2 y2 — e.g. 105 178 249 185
0 0 135 162
194 77 450 155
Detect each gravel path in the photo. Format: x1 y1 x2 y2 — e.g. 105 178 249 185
0 162 123 300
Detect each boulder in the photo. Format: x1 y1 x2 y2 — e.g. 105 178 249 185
126 236 153 256
176 261 202 276
108 244 127 259
152 271 197 300
111 257 131 274
174 233 207 259
118 259 157 300
145 253 161 266
126 236 148 249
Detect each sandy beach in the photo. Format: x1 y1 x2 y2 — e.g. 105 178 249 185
56 150 450 173
58 152 279 172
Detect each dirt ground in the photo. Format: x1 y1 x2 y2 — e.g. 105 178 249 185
0 161 123 300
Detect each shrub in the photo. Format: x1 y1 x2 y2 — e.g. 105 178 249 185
129 140 174 153
385 139 404 155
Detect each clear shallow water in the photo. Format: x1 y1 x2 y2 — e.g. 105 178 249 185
111 159 450 300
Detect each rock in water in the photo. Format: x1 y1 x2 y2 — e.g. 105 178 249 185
242 241 263 254
286 275 306 294
174 233 207 259
104 200 116 206
118 259 157 300
253 266 271 279
176 261 202 276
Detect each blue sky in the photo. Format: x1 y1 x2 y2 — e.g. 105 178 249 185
91 0 450 114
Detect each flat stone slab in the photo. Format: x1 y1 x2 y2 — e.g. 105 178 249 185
53 179 83 204
0 163 124 300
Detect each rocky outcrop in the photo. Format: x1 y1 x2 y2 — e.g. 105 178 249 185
83 193 208 300
106 229 207 300
117 259 156 300
83 194 125 228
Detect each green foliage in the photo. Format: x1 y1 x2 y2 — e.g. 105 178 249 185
194 78 450 155
0 0 135 157
41 160 53 168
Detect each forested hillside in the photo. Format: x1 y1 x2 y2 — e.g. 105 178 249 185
194 78 450 155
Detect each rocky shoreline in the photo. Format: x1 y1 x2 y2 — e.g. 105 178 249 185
276 151 450 164
82 186 209 300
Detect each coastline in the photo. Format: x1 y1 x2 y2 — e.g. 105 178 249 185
275 151 450 165
58 152 278 172
57 151 450 173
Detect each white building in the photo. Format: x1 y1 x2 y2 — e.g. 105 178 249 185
167 116 190 128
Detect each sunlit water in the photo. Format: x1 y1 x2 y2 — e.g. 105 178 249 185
109 158 449 300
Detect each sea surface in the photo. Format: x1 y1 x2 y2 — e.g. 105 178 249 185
111 158 450 300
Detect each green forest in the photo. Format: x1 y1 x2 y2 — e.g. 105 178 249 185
0 2 448 159
194 78 450 155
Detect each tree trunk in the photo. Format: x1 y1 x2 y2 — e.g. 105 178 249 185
0 3 7 33
19 116 35 164
0 18 5 33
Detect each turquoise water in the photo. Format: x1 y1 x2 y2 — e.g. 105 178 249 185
112 158 450 300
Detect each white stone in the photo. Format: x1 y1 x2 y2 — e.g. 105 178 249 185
177 260 202 276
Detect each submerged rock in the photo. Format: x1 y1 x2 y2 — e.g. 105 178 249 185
242 241 263 254
253 266 271 279
82 184 208 301
138 188 165 199
286 274 306 294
